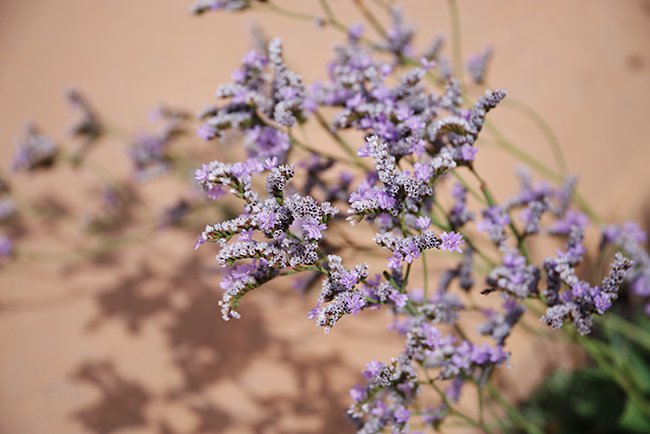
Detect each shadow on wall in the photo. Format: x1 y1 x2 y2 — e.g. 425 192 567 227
70 255 353 434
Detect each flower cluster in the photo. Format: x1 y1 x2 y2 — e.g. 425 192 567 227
185 6 645 431
127 105 191 180
12 123 58 172
197 38 305 167
541 226 633 334
194 162 339 320
66 88 104 160
601 222 650 313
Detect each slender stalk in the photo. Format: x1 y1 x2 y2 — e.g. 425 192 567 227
446 0 464 84
579 335 650 416
502 97 568 176
290 134 363 169
421 251 430 298
487 384 544 434
352 0 387 38
312 110 371 170
451 171 486 205
317 0 348 32
427 374 496 434
468 166 531 261
477 381 485 427
602 314 650 352
260 2 319 23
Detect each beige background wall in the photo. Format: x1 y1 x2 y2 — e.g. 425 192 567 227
0 1 649 433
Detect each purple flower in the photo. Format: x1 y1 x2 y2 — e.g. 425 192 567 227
340 270 360 290
593 293 612 313
12 123 58 172
346 292 366 314
363 360 385 380
302 218 327 240
460 144 478 161
357 141 372 157
194 232 207 250
415 216 431 230
348 23 364 41
571 281 589 298
394 406 410 424
549 210 588 235
420 56 436 70
194 164 211 182
197 123 217 141
307 304 320 320
414 162 433 181
389 291 408 309
388 252 404 270
206 185 226 200
256 211 276 232
349 384 365 402
440 231 463 253
0 235 13 258
478 206 510 246
375 191 396 209
466 46 493 85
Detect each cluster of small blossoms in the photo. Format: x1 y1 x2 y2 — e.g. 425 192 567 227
472 168 633 335
486 249 540 298
185 6 647 433
311 20 505 166
348 355 419 434
127 106 191 180
437 249 475 293
448 183 474 229
309 255 369 332
66 88 104 159
197 38 305 166
374 230 462 270
349 135 461 239
194 162 339 320
349 317 508 433
12 123 59 172
601 222 650 313
466 46 493 85
541 226 633 334
478 298 526 345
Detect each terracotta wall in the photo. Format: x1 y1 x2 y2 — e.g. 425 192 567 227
0 1 649 433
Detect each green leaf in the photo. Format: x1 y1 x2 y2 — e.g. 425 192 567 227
619 399 650 432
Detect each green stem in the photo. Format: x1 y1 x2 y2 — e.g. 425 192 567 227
450 171 486 205
290 134 363 169
427 375 496 434
484 120 601 223
352 0 387 38
502 97 568 176
487 384 544 434
579 335 650 416
601 314 650 354
317 0 349 32
313 110 371 170
446 0 464 84
468 166 531 261
421 250 430 298
260 2 319 23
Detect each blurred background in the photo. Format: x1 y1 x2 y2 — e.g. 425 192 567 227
0 1 649 433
